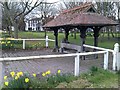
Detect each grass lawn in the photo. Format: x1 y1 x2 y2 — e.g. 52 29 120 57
1 31 119 49
18 31 119 49
56 67 118 88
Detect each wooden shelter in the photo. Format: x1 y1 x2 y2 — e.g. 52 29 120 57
43 3 118 52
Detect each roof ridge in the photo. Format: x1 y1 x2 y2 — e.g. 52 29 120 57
62 2 92 14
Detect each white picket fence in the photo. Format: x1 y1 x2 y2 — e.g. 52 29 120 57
0 43 119 85
0 36 55 49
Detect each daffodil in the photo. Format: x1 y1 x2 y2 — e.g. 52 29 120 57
7 41 10 44
10 71 15 77
46 70 51 75
57 70 61 74
4 76 7 80
42 73 46 77
25 78 29 83
19 72 23 76
33 73 36 77
17 72 23 77
1 42 5 44
4 82 9 86
15 76 18 80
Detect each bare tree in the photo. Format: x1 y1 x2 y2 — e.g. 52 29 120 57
96 1 117 39
1 0 44 38
34 2 59 37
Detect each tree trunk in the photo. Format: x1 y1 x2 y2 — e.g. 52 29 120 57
7 26 11 36
107 27 110 40
44 29 46 38
13 22 19 39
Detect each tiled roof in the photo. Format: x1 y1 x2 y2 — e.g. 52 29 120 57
61 2 93 14
43 3 118 28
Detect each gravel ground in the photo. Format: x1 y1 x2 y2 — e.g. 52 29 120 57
1 48 113 77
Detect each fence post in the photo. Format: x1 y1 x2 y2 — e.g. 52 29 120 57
0 62 4 86
104 51 109 70
118 53 120 70
23 39 25 49
113 43 119 70
46 36 48 48
74 54 80 76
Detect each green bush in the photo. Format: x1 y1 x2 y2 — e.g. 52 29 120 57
1 40 14 49
1 40 23 50
2 34 11 38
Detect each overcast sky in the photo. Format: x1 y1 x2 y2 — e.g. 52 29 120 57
47 0 60 3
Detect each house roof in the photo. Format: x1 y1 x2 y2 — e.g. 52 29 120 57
43 3 118 28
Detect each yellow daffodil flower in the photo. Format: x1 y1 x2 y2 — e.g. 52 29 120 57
25 78 29 83
42 73 46 77
19 72 23 76
17 72 23 77
15 76 18 80
4 76 7 80
7 41 10 44
1 42 5 44
10 71 15 77
4 82 9 86
46 70 51 75
57 70 61 74
33 73 36 77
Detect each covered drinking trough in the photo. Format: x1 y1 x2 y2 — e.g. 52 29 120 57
43 3 118 52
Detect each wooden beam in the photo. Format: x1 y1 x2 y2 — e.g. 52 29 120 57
53 29 59 52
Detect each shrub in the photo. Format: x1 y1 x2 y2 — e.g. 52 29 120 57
0 40 14 49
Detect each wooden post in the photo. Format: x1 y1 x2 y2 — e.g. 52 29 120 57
93 27 100 47
23 39 25 49
79 27 87 52
79 27 87 60
104 51 109 70
46 36 48 48
113 43 119 70
63 27 71 43
53 29 59 52
93 27 101 58
74 54 80 76
64 29 69 43
54 30 58 48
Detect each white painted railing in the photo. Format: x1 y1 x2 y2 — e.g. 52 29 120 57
0 36 55 49
0 50 107 85
83 43 120 71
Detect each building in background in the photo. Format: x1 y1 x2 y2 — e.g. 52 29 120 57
25 18 43 31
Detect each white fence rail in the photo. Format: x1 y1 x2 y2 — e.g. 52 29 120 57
83 43 120 71
0 50 107 85
0 36 55 49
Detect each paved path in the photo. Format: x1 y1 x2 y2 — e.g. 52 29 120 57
1 49 113 77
